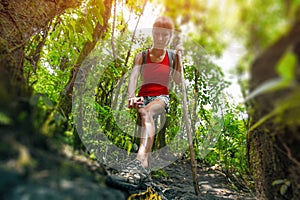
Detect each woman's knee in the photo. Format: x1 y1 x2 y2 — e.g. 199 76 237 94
138 108 152 121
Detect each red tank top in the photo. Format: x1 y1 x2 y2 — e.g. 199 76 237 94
138 50 170 97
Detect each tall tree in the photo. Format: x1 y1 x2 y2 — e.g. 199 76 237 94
0 0 82 121
248 10 300 199
58 0 112 120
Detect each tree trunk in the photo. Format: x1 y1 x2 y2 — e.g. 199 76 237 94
47 0 112 149
0 0 82 120
153 115 167 150
58 0 112 118
248 20 300 199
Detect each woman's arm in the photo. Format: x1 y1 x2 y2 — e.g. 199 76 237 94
128 52 142 98
128 52 144 108
172 53 182 85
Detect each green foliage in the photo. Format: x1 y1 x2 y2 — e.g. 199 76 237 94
161 0 227 56
23 0 113 145
152 169 168 178
21 0 259 187
249 89 300 132
203 105 250 179
231 0 289 50
246 48 299 132
29 93 55 132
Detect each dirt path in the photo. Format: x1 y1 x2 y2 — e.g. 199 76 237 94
0 139 255 200
150 159 256 199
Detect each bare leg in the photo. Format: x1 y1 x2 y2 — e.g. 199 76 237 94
137 99 165 168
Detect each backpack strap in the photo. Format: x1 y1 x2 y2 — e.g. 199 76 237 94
142 49 148 65
140 49 148 76
167 49 176 76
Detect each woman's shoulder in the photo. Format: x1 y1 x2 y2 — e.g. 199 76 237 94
134 52 143 65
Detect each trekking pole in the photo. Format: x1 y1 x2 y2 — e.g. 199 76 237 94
177 51 201 196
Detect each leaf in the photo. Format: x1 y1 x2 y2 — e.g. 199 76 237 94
97 14 104 26
70 18 76 32
0 112 12 125
83 23 93 42
93 6 104 26
244 78 291 102
126 141 133 156
133 143 139 151
30 93 42 106
30 93 54 108
41 95 54 108
67 23 74 40
272 179 286 186
51 28 61 40
249 89 300 131
280 184 288 195
276 52 296 81
89 153 97 160
75 21 83 33
123 139 133 155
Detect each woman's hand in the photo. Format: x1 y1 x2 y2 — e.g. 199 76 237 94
128 97 144 109
175 44 184 56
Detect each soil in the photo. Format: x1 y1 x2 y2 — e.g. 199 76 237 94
0 138 256 200
149 159 256 200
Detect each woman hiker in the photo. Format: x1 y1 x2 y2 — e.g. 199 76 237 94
119 16 183 185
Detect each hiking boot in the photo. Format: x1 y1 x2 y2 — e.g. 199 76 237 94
118 159 151 185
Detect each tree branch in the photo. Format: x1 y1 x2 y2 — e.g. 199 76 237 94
124 0 148 68
111 0 117 64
